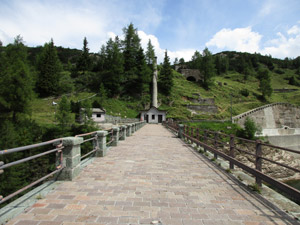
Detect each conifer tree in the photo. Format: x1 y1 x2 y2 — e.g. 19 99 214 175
76 37 91 72
136 47 152 95
122 23 141 95
0 36 33 121
145 39 155 67
36 39 62 97
102 37 124 97
159 50 173 96
56 96 73 129
257 69 273 100
201 48 215 89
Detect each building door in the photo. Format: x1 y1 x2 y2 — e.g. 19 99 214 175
145 115 149 123
158 115 163 123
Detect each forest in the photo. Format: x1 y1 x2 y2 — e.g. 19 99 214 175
1 23 300 206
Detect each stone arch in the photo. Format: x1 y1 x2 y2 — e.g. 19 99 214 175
187 76 197 82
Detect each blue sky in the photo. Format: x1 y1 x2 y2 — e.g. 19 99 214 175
1 0 300 62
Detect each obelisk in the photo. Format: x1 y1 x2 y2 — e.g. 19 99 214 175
152 57 158 108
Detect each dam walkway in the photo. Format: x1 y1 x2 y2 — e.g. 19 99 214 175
6 124 297 225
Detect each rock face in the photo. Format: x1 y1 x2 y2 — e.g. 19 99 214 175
218 142 300 180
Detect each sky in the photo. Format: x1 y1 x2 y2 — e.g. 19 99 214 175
0 0 300 63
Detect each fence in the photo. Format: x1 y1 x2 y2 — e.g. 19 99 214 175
164 121 300 202
0 121 146 206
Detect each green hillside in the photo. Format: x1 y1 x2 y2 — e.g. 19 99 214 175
31 65 300 124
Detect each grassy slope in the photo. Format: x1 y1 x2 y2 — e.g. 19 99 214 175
31 68 300 125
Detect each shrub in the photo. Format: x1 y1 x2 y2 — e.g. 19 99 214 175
240 89 250 97
237 117 261 140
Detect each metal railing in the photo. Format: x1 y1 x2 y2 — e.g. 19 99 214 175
164 121 300 202
76 131 98 160
0 121 145 207
0 139 64 205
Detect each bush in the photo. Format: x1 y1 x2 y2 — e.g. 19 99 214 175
288 76 299 86
275 69 284 74
240 89 249 97
237 117 261 140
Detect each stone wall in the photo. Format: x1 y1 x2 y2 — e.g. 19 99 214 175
185 105 218 114
180 69 203 82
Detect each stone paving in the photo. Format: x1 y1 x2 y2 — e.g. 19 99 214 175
6 124 299 225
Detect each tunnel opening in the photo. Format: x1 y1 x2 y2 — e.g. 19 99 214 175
187 76 196 82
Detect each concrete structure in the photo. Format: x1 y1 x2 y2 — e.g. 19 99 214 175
180 69 203 82
152 57 158 108
139 57 167 123
6 124 297 225
233 103 300 129
140 106 167 123
233 103 300 151
81 108 106 123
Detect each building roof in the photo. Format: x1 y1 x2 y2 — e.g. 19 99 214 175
80 108 106 113
140 106 167 113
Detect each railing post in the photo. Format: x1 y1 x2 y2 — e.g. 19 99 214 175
229 134 235 169
112 127 119 146
255 140 262 187
203 130 207 152
56 137 83 181
196 128 200 149
127 124 132 136
178 124 184 138
191 127 194 144
214 132 218 159
120 125 127 141
95 131 108 157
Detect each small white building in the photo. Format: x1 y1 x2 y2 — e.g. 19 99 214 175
140 106 167 124
81 108 106 123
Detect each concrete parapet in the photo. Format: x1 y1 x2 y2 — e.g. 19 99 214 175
56 137 83 181
127 124 132 136
112 127 119 146
95 131 108 157
178 124 184 138
120 125 127 141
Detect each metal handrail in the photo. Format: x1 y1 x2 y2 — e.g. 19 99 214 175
165 121 300 201
0 138 62 155
0 141 64 205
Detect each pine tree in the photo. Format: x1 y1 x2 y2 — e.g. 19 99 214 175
122 23 141 95
102 37 124 97
76 37 91 72
191 51 202 69
56 96 73 130
201 48 215 89
159 50 173 96
136 47 152 96
0 36 33 121
257 69 273 100
36 39 62 97
145 39 155 67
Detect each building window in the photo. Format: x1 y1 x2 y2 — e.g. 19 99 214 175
97 113 101 118
152 115 155 120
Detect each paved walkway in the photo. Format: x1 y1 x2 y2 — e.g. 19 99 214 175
6 124 298 225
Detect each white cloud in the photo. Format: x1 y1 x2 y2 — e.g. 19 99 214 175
262 28 300 58
206 27 262 53
138 30 194 63
0 0 164 52
206 23 300 59
287 24 300 35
